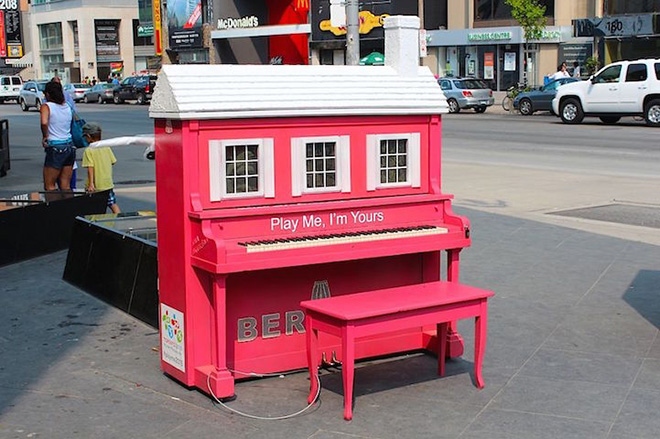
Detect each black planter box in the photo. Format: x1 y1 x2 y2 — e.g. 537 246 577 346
63 212 159 328
0 190 110 267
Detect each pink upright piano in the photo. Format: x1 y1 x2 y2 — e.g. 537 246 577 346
150 20 470 399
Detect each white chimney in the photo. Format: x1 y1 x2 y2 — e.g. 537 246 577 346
384 15 420 77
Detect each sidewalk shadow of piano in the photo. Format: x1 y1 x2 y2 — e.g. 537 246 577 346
318 351 475 400
623 269 660 330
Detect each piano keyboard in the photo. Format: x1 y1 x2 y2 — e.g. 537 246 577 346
239 225 449 253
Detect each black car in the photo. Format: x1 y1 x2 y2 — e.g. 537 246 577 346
83 83 115 104
513 77 580 115
113 75 157 105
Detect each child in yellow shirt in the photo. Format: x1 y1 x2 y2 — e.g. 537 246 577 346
82 122 120 213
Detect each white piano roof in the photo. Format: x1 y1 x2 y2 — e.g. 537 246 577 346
149 64 448 120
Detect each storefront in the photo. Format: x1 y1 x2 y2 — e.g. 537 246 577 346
574 13 659 66
209 0 310 65
427 26 588 90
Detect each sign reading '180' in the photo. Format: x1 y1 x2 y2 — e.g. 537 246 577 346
270 210 385 233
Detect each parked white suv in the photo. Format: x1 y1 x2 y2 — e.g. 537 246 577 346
0 75 23 103
552 58 660 127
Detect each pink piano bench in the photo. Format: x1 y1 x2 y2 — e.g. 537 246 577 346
300 281 494 420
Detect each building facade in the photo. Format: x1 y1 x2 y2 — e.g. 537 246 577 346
28 0 155 82
574 0 659 66
426 1 599 90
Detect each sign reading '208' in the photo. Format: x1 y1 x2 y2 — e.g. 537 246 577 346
0 0 18 10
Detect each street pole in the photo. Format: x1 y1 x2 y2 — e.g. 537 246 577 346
345 0 360 65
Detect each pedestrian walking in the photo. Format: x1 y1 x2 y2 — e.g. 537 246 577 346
41 81 75 191
46 77 79 190
82 122 120 213
550 63 570 80
572 61 581 79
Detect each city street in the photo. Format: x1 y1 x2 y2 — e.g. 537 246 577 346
2 103 660 438
2 102 659 191
1 102 659 232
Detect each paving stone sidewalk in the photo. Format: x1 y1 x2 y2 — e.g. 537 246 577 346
1 207 659 439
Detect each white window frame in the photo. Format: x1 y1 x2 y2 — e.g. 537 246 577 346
366 133 421 191
291 135 351 197
209 138 275 201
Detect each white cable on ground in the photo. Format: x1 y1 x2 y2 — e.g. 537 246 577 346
207 369 321 421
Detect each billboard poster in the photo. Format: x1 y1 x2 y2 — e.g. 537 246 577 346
0 1 23 58
153 0 162 55
95 20 121 59
484 52 494 80
168 0 203 49
311 0 416 42
504 52 516 71
0 12 6 58
110 61 124 75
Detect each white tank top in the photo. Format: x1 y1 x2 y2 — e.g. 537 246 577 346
46 102 72 141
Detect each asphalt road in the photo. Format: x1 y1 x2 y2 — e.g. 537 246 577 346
443 111 659 179
1 102 658 200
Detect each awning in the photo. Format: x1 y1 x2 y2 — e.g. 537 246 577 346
5 51 33 68
211 23 311 40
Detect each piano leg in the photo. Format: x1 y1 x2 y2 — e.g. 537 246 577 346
446 248 465 358
306 315 319 404
196 275 235 399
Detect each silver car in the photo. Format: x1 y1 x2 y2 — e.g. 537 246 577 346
438 78 495 113
63 83 91 102
18 81 48 111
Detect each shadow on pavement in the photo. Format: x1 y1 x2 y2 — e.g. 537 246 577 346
623 269 660 330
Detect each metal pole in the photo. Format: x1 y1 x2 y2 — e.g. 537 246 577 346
345 0 360 65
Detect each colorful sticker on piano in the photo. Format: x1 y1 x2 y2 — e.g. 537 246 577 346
161 304 186 372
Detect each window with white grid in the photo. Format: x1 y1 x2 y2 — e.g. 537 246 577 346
209 138 274 201
291 136 351 196
225 144 260 195
379 138 409 184
305 141 337 189
366 133 421 190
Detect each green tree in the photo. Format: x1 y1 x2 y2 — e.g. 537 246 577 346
505 0 547 84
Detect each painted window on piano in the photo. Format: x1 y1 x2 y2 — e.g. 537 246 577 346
366 133 421 190
291 136 351 196
208 139 275 201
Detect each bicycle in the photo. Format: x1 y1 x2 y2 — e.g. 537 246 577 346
501 83 528 112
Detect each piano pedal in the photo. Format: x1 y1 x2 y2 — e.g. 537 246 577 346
320 351 343 369
331 351 342 367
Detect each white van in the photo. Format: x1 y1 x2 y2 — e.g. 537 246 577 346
0 75 23 103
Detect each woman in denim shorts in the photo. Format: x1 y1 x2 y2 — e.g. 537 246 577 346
40 81 75 191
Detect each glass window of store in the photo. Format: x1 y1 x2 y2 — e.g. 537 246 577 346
605 0 660 14
39 23 63 51
39 23 64 78
474 0 554 21
70 21 80 59
477 45 497 88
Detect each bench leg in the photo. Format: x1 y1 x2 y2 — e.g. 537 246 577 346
446 249 465 358
474 301 488 389
306 315 319 404
437 322 448 377
342 325 355 421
